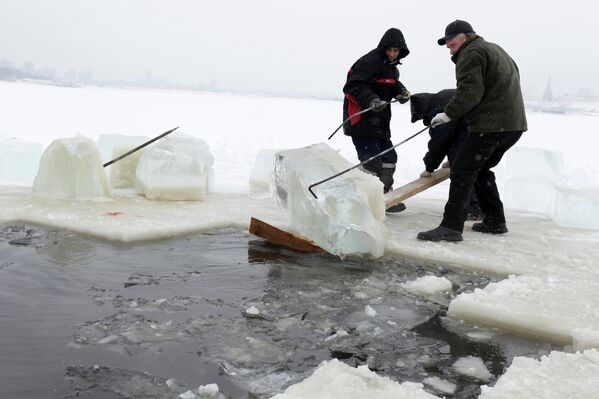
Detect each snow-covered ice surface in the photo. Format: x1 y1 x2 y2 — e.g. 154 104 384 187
479 349 599 399
271 359 439 399
2 81 599 398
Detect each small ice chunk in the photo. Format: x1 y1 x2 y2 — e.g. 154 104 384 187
274 143 386 258
452 356 493 381
179 391 196 399
271 358 439 398
135 134 214 200
33 135 112 199
552 186 599 230
402 276 453 296
109 143 146 188
197 383 220 397
324 329 349 342
422 376 457 395
364 305 377 317
249 148 279 199
245 306 260 315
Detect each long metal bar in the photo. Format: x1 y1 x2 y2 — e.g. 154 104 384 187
309 126 430 199
103 126 179 168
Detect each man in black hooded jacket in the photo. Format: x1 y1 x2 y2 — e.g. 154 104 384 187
343 28 411 212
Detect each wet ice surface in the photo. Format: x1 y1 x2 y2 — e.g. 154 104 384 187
0 224 557 399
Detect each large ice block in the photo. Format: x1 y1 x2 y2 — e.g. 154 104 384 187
504 178 555 215
97 133 149 163
109 144 146 189
0 138 42 185
33 135 112 199
135 134 214 201
552 186 599 230
504 147 563 181
274 143 386 258
249 149 279 199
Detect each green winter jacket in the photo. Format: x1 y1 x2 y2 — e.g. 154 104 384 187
444 35 527 134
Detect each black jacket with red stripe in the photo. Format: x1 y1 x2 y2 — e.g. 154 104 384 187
343 28 409 138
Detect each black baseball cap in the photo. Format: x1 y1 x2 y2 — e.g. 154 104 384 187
437 20 475 45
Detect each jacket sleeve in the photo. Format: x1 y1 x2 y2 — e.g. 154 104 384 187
444 47 487 120
393 78 408 98
343 58 380 108
423 121 460 172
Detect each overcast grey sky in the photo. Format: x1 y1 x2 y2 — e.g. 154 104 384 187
1 0 597 98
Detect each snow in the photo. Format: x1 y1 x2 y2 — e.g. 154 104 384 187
2 81 599 398
32 135 112 200
452 356 493 381
270 359 440 399
479 349 599 399
274 143 386 258
401 275 453 296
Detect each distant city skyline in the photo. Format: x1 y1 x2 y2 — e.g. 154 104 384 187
1 0 598 99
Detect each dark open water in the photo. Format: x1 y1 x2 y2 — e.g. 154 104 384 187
0 224 556 399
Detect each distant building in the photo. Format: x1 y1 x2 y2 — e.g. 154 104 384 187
543 77 553 102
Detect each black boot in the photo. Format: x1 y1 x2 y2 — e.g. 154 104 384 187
386 202 406 213
417 226 463 242
472 222 508 234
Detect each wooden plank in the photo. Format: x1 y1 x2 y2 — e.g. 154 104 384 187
249 217 326 254
384 168 450 209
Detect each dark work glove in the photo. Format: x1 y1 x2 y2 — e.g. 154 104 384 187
395 88 411 104
369 98 386 112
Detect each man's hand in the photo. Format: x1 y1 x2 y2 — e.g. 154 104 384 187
420 170 433 178
395 88 411 104
431 112 451 127
441 160 450 168
369 98 387 112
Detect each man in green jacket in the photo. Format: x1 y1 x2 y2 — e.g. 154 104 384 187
417 20 527 242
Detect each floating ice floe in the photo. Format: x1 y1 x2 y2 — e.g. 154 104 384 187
451 356 493 382
422 376 456 396
33 134 112 200
479 349 599 399
448 275 599 349
401 276 453 296
135 134 214 200
274 143 386 258
270 358 439 399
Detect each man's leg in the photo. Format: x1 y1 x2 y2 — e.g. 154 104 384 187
473 131 522 230
417 132 501 242
379 137 398 193
351 136 383 176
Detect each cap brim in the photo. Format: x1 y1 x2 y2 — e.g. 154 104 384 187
438 33 460 46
